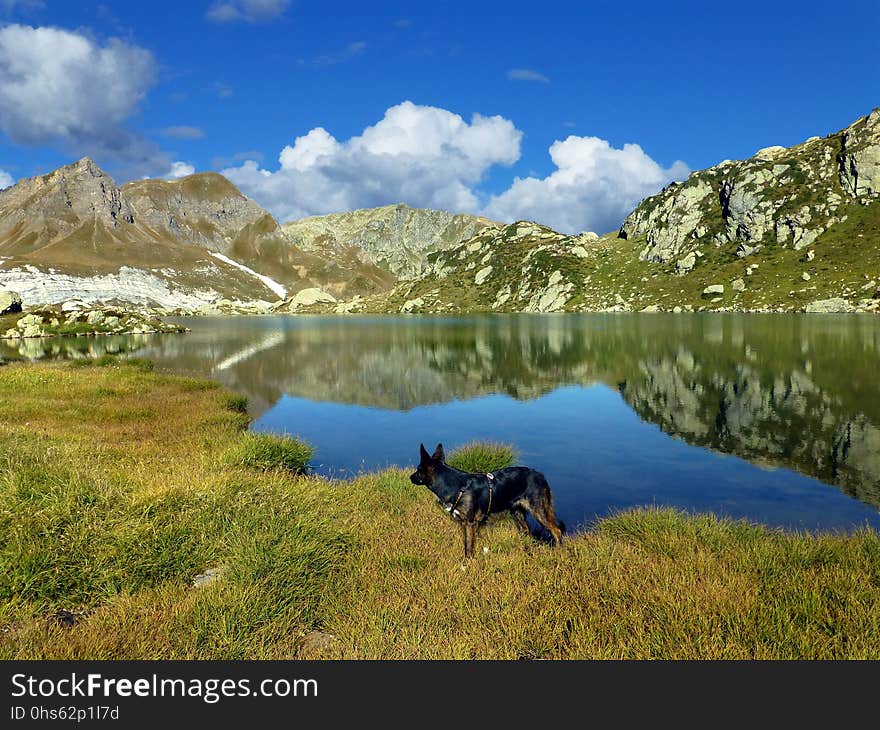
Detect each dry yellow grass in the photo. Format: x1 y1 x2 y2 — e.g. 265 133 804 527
2 360 880 659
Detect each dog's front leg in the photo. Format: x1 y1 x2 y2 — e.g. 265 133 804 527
463 521 477 558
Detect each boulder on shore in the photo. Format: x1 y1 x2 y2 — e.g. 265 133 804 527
288 288 337 310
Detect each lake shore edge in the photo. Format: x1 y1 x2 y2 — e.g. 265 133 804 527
2 360 880 659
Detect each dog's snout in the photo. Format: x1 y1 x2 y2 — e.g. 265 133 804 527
409 472 420 485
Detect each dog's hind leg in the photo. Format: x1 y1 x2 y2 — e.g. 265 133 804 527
524 481 564 546
510 507 530 535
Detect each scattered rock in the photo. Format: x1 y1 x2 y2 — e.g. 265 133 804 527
474 266 493 285
192 567 224 588
16 313 41 330
0 306 187 339
702 284 725 297
676 252 697 275
493 285 512 309
801 272 811 281
805 249 815 262
755 145 786 160
335 295 364 314
401 297 425 313
640 304 661 312
732 278 746 292
805 297 853 313
298 630 338 659
0 289 22 315
60 299 86 312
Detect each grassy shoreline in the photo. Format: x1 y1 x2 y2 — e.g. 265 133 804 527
2 360 880 659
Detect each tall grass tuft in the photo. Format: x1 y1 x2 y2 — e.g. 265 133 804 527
223 394 248 414
228 432 314 474
447 441 517 473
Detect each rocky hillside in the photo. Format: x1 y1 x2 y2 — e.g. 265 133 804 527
611 108 880 311
0 159 392 309
622 109 880 263
332 109 880 315
282 203 497 279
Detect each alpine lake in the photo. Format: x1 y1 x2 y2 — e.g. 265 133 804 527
4 312 880 534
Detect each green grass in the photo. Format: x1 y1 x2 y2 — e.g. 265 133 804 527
447 441 517 472
226 431 313 474
2 362 880 659
223 393 249 414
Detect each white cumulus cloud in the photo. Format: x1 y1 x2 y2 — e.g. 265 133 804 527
165 161 196 179
206 0 290 23
0 168 13 188
0 24 164 175
220 101 687 234
483 136 689 234
222 101 523 222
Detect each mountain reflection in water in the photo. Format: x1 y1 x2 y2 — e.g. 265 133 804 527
5 313 879 532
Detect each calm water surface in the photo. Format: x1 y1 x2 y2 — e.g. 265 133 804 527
4 313 880 533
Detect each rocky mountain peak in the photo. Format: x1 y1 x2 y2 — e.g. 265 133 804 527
282 203 498 279
122 172 286 254
70 156 100 173
0 155 135 233
620 107 880 265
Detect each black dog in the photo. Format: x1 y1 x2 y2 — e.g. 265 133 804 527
410 443 564 558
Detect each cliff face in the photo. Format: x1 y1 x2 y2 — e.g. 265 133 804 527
282 203 497 279
0 157 137 261
122 172 285 252
620 109 880 266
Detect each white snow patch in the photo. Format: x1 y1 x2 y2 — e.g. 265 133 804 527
208 252 287 299
0 266 221 309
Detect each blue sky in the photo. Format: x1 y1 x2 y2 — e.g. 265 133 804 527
0 0 878 233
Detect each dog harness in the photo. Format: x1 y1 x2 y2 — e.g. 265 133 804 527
446 477 494 523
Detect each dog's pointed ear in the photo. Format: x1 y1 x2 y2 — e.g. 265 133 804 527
419 443 431 463
432 443 445 463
